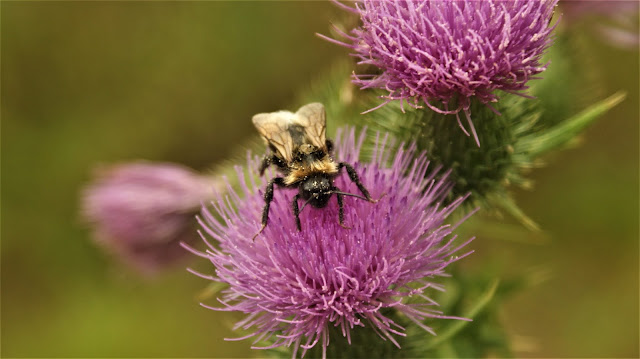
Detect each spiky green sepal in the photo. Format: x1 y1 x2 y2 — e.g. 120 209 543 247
360 93 540 227
359 90 624 229
303 311 409 359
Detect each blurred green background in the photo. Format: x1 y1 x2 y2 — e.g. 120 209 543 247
2 2 637 358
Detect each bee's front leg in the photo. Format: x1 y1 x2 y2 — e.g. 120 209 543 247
259 155 287 176
334 188 351 230
258 155 274 176
338 162 374 202
325 139 334 153
253 177 286 240
291 193 302 231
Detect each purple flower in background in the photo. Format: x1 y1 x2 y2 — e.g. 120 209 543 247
561 0 638 20
185 128 473 357
561 0 639 48
321 0 558 145
82 162 216 275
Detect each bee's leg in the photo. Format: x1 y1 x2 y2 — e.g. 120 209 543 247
291 193 302 231
325 139 334 153
252 177 285 240
338 162 375 202
334 188 351 229
258 155 274 176
259 155 287 176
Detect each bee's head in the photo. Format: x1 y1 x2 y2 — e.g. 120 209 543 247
300 174 333 208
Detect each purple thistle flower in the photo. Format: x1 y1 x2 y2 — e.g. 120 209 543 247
185 128 474 358
320 0 559 145
82 162 217 274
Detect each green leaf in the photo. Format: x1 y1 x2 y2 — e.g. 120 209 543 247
518 92 627 157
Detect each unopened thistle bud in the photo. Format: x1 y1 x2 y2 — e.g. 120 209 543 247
82 162 217 274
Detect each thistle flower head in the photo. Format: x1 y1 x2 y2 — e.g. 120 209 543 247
82 162 215 274
186 128 473 357
322 0 558 144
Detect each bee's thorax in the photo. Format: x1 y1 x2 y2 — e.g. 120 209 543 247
284 157 338 186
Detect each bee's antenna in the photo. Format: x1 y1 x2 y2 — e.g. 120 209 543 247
252 224 266 241
298 196 315 213
330 191 372 202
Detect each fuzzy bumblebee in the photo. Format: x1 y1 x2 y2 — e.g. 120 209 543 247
252 103 376 239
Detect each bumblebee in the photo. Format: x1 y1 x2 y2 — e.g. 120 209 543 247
252 102 376 239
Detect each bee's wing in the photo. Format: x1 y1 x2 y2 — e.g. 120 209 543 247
252 111 296 162
295 103 326 151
